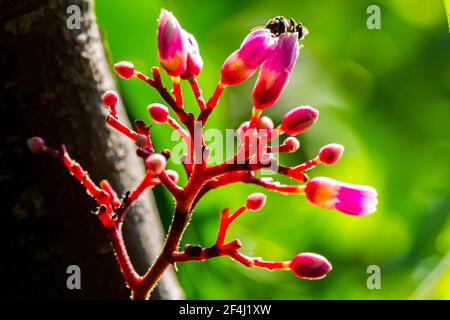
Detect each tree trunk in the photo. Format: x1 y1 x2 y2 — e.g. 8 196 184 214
0 0 183 299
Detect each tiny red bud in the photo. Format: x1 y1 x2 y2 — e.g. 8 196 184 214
114 61 135 79
290 253 332 280
145 153 167 175
283 137 300 152
256 116 274 131
101 90 119 108
148 103 169 124
237 121 250 141
27 136 46 153
135 134 148 148
281 106 319 136
166 169 179 183
246 193 266 212
318 144 344 165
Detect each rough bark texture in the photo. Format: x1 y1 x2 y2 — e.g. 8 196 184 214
0 0 183 299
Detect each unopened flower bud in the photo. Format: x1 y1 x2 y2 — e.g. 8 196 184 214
180 31 203 80
148 103 169 124
237 121 250 141
253 33 299 109
221 29 277 86
304 177 378 216
290 253 332 280
145 153 167 175
281 106 319 136
114 61 135 79
158 9 187 77
27 137 46 154
166 169 179 183
135 134 148 148
246 193 266 212
283 137 300 152
101 90 119 108
318 144 344 165
256 116 274 131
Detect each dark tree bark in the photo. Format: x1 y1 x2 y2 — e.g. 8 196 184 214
0 0 183 299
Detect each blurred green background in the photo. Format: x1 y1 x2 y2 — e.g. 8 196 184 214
95 0 450 299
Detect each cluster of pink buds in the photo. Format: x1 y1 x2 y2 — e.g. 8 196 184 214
28 9 377 299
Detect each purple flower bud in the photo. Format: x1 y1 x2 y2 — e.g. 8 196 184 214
253 33 299 109
290 253 332 280
281 106 319 136
158 9 187 77
221 29 277 86
304 177 378 216
180 31 203 80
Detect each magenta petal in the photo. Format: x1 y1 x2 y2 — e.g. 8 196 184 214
335 185 378 216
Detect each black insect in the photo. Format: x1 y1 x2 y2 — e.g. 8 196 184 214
265 16 308 40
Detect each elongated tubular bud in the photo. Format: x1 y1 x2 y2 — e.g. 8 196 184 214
158 9 187 77
253 33 299 109
221 29 277 86
290 253 332 280
304 177 378 216
280 106 319 136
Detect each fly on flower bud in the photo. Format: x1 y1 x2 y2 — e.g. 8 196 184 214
280 106 319 136
114 61 135 79
246 193 267 212
148 103 169 124
318 144 344 165
304 177 378 216
221 29 277 86
290 253 332 280
158 9 187 77
145 153 167 175
27 137 46 154
180 31 203 80
253 33 299 109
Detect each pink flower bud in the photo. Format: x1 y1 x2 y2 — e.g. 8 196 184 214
27 137 46 153
101 90 119 116
114 61 135 79
221 29 277 86
145 153 167 175
246 193 266 211
166 169 179 183
280 106 319 136
148 103 169 124
237 121 250 141
283 137 300 152
180 31 203 80
290 253 332 280
318 144 344 165
304 177 378 216
256 116 274 131
158 10 187 77
253 33 299 109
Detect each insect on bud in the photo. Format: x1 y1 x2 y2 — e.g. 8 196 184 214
290 253 332 280
27 137 46 154
114 61 135 80
318 144 344 165
246 193 267 212
145 153 167 175
280 106 319 136
148 103 169 124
